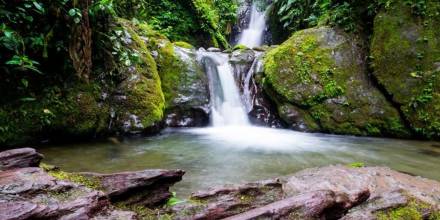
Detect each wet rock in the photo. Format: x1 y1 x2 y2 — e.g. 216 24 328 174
160 46 210 127
81 169 185 208
230 50 283 127
169 179 284 219
0 148 43 170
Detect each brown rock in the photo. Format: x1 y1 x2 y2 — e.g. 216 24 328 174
0 148 43 170
170 179 284 220
223 190 337 220
284 165 440 207
81 169 184 207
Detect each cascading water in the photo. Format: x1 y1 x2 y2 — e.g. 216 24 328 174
196 1 269 127
238 2 267 48
199 51 250 126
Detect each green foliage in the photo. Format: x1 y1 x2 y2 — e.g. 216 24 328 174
376 198 439 220
48 169 102 190
166 192 185 206
348 162 365 168
269 0 430 42
112 0 237 48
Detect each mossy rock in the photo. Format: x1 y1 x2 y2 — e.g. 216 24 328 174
0 82 110 146
263 26 409 137
173 41 195 49
50 83 110 137
370 0 440 139
155 42 210 126
112 19 165 133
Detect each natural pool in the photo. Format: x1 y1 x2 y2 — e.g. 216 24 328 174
38 126 440 197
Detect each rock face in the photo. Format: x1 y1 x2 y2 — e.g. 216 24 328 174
0 148 43 170
370 0 440 139
230 48 282 127
263 26 410 137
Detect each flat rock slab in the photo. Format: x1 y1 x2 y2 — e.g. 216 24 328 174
284 165 440 207
0 148 43 170
82 169 184 207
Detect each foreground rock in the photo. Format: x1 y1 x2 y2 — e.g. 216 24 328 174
81 169 184 207
0 148 43 170
0 148 183 220
1 148 439 219
165 165 439 220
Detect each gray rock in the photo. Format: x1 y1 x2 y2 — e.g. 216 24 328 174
0 148 43 170
164 46 211 127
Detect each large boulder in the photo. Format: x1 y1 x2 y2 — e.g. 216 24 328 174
0 148 43 170
158 44 210 127
370 0 440 139
111 20 166 134
263 26 410 137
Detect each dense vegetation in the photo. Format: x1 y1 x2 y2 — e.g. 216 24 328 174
268 0 430 43
0 0 237 146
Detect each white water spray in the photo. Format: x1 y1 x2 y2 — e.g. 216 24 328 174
238 3 267 48
199 52 250 126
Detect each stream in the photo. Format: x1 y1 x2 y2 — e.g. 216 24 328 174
36 1 440 198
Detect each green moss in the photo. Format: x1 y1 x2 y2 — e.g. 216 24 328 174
376 199 439 220
174 41 194 49
263 27 409 137
370 0 440 139
48 170 102 190
116 19 166 129
233 44 249 51
348 162 365 168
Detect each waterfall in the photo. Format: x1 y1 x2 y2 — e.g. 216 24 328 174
238 2 267 48
199 51 250 127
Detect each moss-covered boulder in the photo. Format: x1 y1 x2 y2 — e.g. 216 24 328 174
111 20 165 134
263 26 409 137
158 45 210 127
370 0 440 139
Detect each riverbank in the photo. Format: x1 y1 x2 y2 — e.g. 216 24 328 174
1 148 439 219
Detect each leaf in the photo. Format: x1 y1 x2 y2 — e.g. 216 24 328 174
33 2 45 13
68 8 77 16
21 79 29 88
20 97 36 102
